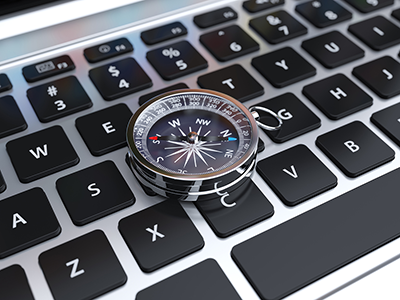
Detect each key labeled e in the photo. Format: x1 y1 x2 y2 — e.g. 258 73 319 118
344 140 360 153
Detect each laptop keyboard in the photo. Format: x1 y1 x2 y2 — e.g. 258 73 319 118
1 0 400 299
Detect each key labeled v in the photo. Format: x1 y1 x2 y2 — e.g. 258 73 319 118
29 144 48 159
282 165 298 178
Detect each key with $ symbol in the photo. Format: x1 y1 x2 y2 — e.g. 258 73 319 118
108 66 120 77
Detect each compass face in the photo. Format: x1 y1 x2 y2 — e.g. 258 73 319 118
129 90 257 177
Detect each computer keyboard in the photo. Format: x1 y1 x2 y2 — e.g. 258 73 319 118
1 0 400 299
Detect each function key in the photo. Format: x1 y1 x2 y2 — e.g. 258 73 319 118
146 40 207 80
200 25 259 62
39 230 127 300
352 56 400 99
194 7 237 28
76 103 133 156
84 38 133 63
295 0 352 28
0 73 12 93
0 265 34 300
22 55 75 83
344 0 393 13
243 0 284 13
0 188 61 258
302 73 373 120
197 64 264 102
301 31 364 69
56 161 135 226
258 145 337 206
141 22 187 45
89 57 152 100
316 121 395 177
250 10 307 44
251 46 316 88
6 125 79 183
27 76 92 123
348 16 400 50
0 95 27 139
136 259 241 300
119 200 204 272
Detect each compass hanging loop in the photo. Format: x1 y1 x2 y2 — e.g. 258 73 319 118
249 106 283 131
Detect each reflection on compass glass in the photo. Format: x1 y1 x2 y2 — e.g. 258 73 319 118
131 91 255 176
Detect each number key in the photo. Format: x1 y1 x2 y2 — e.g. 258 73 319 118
250 10 307 44
27 76 92 123
200 25 259 61
147 41 208 80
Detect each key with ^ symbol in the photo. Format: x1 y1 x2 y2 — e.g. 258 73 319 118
200 25 259 62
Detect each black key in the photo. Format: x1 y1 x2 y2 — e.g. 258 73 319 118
194 7 237 28
84 37 133 63
118 200 204 272
141 22 187 45
56 161 135 226
392 8 400 21
27 76 92 123
22 55 75 83
197 64 264 102
200 25 259 62
296 0 352 28
39 230 127 300
147 40 207 80
6 125 79 183
372 102 400 146
139 83 189 106
348 16 400 50
352 56 400 99
137 259 241 300
302 73 373 120
344 0 393 13
0 95 27 139
254 93 321 143
316 121 395 177
243 0 284 13
257 144 337 206
76 103 132 156
0 171 5 193
250 10 307 44
232 166 400 300
196 178 274 237
89 57 152 100
0 265 34 300
302 30 364 69
0 188 61 258
0 73 12 93
257 138 265 153
251 46 316 87
371 103 400 146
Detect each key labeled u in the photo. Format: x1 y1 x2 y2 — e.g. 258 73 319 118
324 42 340 53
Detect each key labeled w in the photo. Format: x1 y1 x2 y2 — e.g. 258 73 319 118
29 144 48 159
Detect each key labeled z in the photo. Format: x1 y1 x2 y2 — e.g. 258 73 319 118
382 69 393 80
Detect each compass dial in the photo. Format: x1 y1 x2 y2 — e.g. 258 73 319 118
128 90 257 179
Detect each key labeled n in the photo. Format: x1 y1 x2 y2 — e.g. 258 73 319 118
29 144 48 159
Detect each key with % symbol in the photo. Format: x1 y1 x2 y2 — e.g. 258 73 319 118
162 48 180 58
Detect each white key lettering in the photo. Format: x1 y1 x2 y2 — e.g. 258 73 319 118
146 224 165 242
275 60 289 70
278 108 293 120
88 183 101 197
66 258 85 278
222 78 235 89
29 144 48 159
324 42 340 53
12 213 27 229
344 140 360 153
283 165 298 178
330 87 347 100
383 69 393 80
102 122 116 134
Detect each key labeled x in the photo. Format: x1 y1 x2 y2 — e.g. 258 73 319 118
146 224 165 242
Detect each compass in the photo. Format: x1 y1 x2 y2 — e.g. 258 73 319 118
126 89 281 201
